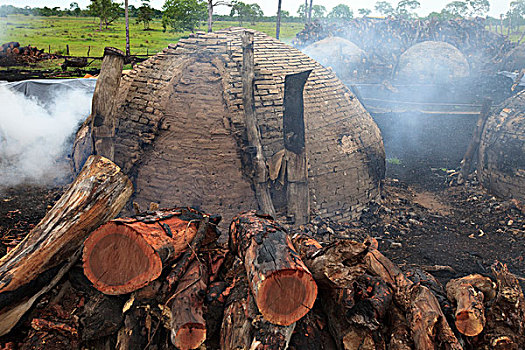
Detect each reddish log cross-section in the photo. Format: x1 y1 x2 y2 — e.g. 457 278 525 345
229 211 317 326
83 208 209 295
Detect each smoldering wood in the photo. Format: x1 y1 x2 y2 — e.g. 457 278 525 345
90 47 125 160
229 212 317 326
0 155 132 337
241 31 276 217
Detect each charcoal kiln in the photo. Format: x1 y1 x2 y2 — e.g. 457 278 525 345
478 91 525 202
500 44 525 72
394 41 470 84
302 37 367 80
73 28 385 227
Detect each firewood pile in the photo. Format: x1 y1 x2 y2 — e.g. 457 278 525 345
294 18 514 72
0 156 524 350
0 42 56 66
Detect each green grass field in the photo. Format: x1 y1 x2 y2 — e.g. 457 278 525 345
0 15 305 57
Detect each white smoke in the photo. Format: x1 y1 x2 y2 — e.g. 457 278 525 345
0 85 91 187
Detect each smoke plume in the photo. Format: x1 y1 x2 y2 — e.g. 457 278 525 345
0 85 91 188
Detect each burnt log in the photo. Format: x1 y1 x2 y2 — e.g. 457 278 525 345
229 211 317 326
83 208 214 295
0 155 132 337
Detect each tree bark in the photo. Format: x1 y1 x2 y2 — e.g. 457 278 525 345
90 47 125 161
241 31 276 217
229 212 317 326
364 249 462 350
481 263 525 349
83 208 213 295
308 0 314 23
0 155 132 336
446 274 495 337
220 262 296 350
168 259 208 350
208 0 213 33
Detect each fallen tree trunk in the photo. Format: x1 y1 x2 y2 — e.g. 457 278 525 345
446 274 495 337
229 211 317 326
168 259 209 350
83 208 214 295
0 155 133 336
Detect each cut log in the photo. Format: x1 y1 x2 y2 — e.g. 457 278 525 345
168 259 208 350
0 155 132 337
388 305 413 350
481 263 525 349
446 274 494 337
229 211 317 326
289 305 337 350
364 249 462 350
220 261 296 350
292 235 387 350
83 208 215 295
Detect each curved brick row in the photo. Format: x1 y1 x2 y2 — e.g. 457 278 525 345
107 28 385 226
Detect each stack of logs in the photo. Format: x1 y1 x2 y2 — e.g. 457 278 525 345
0 155 524 349
0 42 54 65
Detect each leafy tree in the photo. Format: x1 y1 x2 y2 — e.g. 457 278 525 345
396 0 420 18
444 1 469 17
137 0 154 29
89 0 122 30
328 4 353 20
297 3 307 18
230 0 263 25
467 0 489 16
358 8 372 17
70 2 81 16
162 0 206 32
375 1 395 16
311 5 327 18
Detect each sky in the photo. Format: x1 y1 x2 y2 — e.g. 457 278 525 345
0 0 513 17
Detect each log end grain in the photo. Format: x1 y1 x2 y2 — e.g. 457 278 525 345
256 268 317 326
171 324 207 350
83 222 162 295
455 309 485 337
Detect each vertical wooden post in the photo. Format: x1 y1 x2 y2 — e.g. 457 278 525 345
66 44 69 56
125 0 130 56
276 0 283 40
87 45 91 57
241 31 276 217
459 98 492 180
283 70 311 225
90 47 125 161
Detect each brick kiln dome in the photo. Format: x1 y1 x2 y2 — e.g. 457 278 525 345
478 91 525 202
395 41 470 84
302 37 366 79
90 28 385 226
501 44 525 72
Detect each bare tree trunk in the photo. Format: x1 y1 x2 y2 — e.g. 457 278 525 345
308 0 313 23
276 0 282 39
304 0 308 23
207 0 213 33
125 0 130 56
